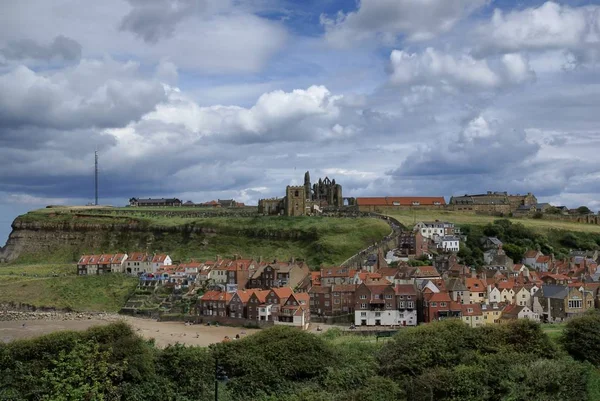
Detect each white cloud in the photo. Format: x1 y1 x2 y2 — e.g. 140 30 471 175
143 85 357 142
0 59 166 129
476 2 598 55
322 0 488 47
389 48 533 89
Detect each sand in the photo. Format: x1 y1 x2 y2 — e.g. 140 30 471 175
0 316 259 347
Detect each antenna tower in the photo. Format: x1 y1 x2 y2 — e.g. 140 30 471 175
94 150 98 206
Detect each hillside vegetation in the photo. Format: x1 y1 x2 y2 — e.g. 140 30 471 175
0 266 137 312
9 207 390 267
388 210 600 234
2 317 600 400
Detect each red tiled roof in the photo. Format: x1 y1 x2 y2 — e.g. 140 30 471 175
152 254 169 263
127 252 149 262
201 291 233 302
461 303 482 316
465 278 487 291
356 197 446 206
271 287 293 301
536 255 551 263
413 266 440 278
427 292 452 303
394 284 417 295
332 284 357 292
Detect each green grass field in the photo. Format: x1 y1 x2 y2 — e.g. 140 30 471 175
387 210 600 233
0 269 138 312
541 323 565 344
13 208 391 267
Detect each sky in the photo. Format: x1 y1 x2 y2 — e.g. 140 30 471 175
1 0 600 245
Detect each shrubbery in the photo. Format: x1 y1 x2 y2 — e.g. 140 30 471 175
1 319 598 400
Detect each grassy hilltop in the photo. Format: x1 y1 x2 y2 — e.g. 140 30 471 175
9 206 391 267
387 209 600 234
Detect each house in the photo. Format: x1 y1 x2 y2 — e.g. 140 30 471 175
421 291 461 323
218 199 237 208
533 255 553 272
320 266 355 287
523 250 543 267
356 197 446 212
150 254 172 273
309 286 333 317
396 231 430 257
412 265 441 281
394 284 418 326
228 289 259 319
487 285 502 304
532 284 595 323
434 235 460 253
482 237 503 250
125 252 151 275
128 198 182 207
274 293 310 329
354 283 397 326
248 261 310 290
498 281 516 303
481 303 503 324
226 258 257 289
414 221 457 239
446 278 470 304
465 276 487 304
483 248 514 270
331 284 357 316
199 291 233 317
461 304 484 327
246 290 270 320
501 304 539 322
514 286 531 307
77 253 128 275
209 258 229 285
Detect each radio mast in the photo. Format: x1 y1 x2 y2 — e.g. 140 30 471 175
94 150 99 206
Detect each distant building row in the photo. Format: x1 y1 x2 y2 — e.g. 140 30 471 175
128 198 244 207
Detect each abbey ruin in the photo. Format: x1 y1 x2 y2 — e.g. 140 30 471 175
258 171 343 216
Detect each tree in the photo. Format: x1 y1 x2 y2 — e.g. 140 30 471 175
39 340 124 401
561 311 600 366
577 206 592 215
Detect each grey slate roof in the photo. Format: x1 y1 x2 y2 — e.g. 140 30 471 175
535 284 569 299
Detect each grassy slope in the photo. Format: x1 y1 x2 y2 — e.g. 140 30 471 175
386 210 600 234
0 265 137 312
13 208 390 267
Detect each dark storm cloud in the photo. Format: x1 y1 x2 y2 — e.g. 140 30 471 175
1 35 82 61
119 0 195 43
0 64 167 130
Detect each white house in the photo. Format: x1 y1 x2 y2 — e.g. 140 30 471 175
151 254 172 273
487 285 502 304
435 235 460 252
355 309 417 327
414 221 455 239
514 287 532 307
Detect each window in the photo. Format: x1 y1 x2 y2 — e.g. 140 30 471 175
360 303 367 309
407 302 414 308
568 300 582 309
374 294 381 299
334 292 340 297
324 301 330 307
467 308 473 313
386 303 392 309
361 312 366 317
375 312 381 317
399 301 405 308
398 295 404 299
440 302 446 307
334 299 340 305
407 296 412 300
360 295 367 299
431 302 437 307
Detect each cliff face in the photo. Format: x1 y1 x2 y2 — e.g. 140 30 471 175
0 219 316 263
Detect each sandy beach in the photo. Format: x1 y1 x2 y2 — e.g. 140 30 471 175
0 316 259 347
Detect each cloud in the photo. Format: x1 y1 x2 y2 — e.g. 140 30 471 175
321 0 489 47
144 85 365 143
389 115 540 178
0 59 166 130
388 48 534 89
476 1 599 57
1 35 82 61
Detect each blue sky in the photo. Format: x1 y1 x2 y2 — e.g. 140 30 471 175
1 0 600 245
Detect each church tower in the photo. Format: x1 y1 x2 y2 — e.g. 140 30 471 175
304 171 311 201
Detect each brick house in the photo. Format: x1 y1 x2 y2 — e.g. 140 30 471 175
199 291 233 317
320 266 355 287
228 289 259 319
354 283 397 326
331 284 356 315
421 291 461 323
78 253 128 275
309 286 332 316
246 290 270 320
247 262 310 290
276 293 310 329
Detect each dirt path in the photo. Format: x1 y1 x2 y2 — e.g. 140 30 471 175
0 316 259 347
